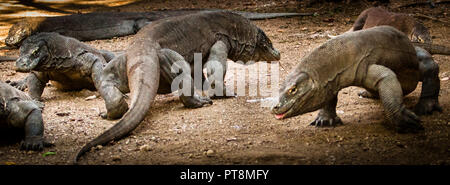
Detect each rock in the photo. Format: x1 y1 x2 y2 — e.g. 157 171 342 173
226 137 237 142
205 149 215 157
112 155 121 161
85 95 97 101
140 144 152 152
396 141 406 148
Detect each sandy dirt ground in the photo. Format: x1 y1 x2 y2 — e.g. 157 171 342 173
0 0 448 165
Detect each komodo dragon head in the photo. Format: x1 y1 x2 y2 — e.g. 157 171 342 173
251 28 281 62
410 22 432 44
271 70 325 120
15 33 72 72
5 17 44 47
15 37 50 72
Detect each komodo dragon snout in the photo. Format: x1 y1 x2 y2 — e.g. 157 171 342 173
271 72 322 119
253 28 281 62
15 40 49 72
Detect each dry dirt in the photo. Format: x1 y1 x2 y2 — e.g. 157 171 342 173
0 0 448 165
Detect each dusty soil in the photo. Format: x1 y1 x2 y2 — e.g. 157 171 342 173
0 0 448 165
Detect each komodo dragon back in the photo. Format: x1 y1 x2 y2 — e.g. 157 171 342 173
5 9 309 47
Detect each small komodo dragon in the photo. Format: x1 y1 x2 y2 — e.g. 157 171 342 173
271 26 441 133
13 32 116 100
350 7 432 43
73 11 281 163
329 7 450 55
0 80 52 150
5 9 310 47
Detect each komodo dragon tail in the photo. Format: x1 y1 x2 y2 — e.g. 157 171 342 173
74 51 160 164
233 11 313 20
412 42 450 55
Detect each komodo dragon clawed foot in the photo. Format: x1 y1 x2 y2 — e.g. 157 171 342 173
8 79 28 91
414 98 442 115
393 107 424 133
311 100 343 127
181 94 213 108
99 88 129 120
20 136 54 151
309 96 343 127
309 115 343 127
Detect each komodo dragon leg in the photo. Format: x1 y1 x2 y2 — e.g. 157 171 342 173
8 99 52 150
204 40 235 98
98 49 117 63
363 64 423 133
25 72 49 101
309 95 343 127
414 46 442 115
98 54 130 120
158 48 212 108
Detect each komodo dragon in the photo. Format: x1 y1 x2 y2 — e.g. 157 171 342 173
13 32 116 100
328 7 450 55
0 81 52 150
271 26 441 133
350 7 432 43
5 9 310 48
73 11 281 163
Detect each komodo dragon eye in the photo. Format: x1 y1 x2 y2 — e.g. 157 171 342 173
288 86 297 95
418 37 424 43
31 48 39 55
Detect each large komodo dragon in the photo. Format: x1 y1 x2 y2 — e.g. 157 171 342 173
5 9 309 48
13 32 116 100
73 11 281 163
271 26 441 133
0 80 52 150
330 7 450 55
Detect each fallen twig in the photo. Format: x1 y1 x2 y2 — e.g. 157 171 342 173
0 55 18 62
393 0 450 9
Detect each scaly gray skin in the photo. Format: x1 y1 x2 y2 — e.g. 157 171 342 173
74 11 281 163
0 81 52 150
272 26 441 133
5 9 310 47
12 32 116 100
